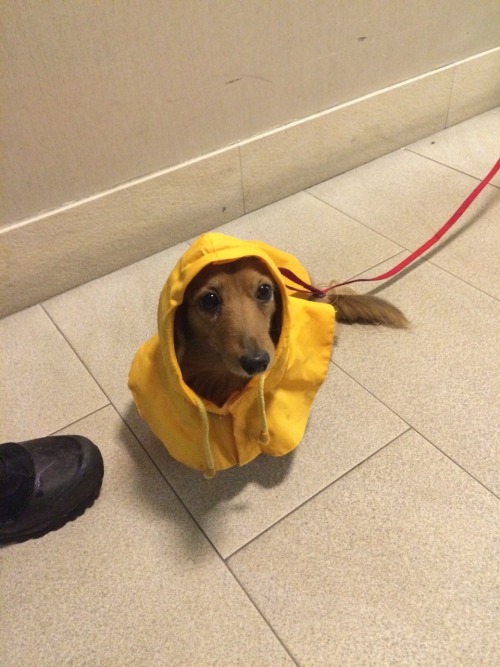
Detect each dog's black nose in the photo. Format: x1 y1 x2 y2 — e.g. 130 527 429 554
240 352 270 376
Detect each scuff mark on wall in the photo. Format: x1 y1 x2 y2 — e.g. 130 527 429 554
225 75 273 85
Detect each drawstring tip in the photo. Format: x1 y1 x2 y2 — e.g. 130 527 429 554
259 431 270 445
203 469 216 480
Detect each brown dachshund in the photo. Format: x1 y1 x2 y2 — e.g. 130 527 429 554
174 257 407 407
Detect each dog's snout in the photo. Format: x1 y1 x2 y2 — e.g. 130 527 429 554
239 351 270 376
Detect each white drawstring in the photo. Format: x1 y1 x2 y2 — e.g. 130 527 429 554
257 375 270 445
195 397 216 479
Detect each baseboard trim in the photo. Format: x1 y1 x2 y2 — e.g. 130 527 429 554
2 47 499 318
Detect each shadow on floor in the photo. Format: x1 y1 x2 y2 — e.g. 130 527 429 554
120 401 296 550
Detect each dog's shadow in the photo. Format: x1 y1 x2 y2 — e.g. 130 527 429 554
120 402 295 539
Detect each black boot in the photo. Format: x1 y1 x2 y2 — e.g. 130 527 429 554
0 436 104 544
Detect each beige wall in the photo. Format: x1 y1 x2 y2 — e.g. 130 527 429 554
2 0 499 228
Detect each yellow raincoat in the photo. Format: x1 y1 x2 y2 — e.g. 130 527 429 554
128 233 335 476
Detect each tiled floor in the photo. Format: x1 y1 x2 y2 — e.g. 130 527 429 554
1 109 499 666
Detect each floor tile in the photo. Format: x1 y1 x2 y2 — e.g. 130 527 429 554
407 110 500 187
213 191 404 285
309 149 500 298
332 255 500 494
43 243 189 415
0 305 107 442
2 109 499 667
139 365 406 558
44 210 406 557
229 430 500 667
0 406 294 667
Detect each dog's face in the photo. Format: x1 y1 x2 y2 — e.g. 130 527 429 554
177 257 281 379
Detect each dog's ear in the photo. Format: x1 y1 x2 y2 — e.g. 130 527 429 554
174 304 188 363
270 283 283 345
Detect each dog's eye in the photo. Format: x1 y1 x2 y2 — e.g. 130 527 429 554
256 284 273 301
198 292 220 311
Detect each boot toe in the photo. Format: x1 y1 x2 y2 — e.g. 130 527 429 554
0 435 104 544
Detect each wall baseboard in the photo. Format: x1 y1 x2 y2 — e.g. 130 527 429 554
2 47 499 319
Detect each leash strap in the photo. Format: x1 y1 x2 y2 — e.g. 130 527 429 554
280 157 500 294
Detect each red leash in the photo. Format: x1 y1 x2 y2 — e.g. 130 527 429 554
280 157 500 295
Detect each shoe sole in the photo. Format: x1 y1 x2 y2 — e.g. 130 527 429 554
0 470 104 545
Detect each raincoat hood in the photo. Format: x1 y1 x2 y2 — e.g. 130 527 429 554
128 233 335 477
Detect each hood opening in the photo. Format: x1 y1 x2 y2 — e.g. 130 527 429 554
169 254 286 407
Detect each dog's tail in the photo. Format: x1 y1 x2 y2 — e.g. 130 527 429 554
316 290 408 328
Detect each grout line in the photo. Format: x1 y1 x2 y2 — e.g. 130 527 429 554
39 304 225 551
351 249 499 303
40 304 119 402
403 148 500 190
305 188 413 256
330 360 411 426
444 63 457 128
347 250 409 283
225 428 412 561
405 425 500 500
39 303 257 566
224 565 300 665
115 412 226 554
330 358 500 499
421 256 499 302
48 405 111 436
38 363 310 665
113 406 302 666
237 146 248 214
306 165 500 302
226 421 499 566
